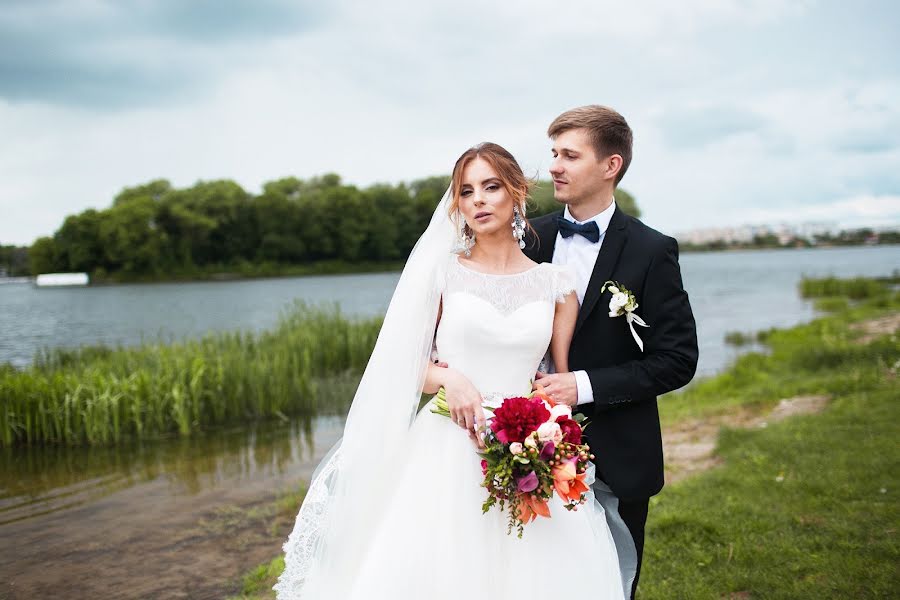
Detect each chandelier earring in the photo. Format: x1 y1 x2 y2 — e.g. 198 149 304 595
458 215 476 257
512 203 526 249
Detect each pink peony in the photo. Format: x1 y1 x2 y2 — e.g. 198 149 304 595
490 396 551 444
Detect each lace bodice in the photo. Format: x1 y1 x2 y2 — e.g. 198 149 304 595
434 254 576 400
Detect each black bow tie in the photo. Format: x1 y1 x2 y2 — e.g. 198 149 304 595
557 215 601 243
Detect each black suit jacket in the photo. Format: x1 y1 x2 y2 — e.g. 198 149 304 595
524 207 698 501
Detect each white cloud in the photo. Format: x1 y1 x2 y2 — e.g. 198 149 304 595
0 0 898 245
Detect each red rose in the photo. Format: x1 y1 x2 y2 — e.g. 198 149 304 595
490 397 550 444
555 416 582 445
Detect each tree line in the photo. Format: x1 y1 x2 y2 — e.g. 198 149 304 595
0 245 29 277
11 174 640 281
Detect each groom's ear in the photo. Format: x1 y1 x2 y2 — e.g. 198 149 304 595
601 154 624 183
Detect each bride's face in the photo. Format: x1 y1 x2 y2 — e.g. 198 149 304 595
458 157 515 238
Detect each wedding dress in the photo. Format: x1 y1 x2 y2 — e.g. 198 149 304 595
276 254 627 599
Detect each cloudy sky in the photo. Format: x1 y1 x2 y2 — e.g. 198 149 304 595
1 0 898 245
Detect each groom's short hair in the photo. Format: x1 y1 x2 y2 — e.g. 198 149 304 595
548 105 633 185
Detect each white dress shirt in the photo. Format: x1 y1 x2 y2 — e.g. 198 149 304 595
551 200 617 405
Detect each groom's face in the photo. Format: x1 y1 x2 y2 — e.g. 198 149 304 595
549 128 607 206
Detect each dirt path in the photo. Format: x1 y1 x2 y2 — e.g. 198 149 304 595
850 312 900 344
662 395 830 484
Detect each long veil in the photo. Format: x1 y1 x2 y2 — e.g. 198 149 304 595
273 186 457 599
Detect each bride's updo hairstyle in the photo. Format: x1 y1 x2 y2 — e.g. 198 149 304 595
448 142 533 234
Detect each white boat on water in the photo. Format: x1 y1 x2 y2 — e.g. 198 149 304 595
35 272 90 287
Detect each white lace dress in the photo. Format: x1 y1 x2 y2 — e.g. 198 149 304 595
285 254 626 599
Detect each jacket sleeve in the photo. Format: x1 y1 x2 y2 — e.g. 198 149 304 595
585 236 698 409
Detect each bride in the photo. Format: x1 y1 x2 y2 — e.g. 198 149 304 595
274 143 629 599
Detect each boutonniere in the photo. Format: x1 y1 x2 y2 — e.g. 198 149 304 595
601 281 650 351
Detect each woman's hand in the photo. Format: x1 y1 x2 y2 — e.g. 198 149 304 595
443 369 486 449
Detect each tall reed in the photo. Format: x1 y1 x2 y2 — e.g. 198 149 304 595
0 302 381 447
799 276 887 299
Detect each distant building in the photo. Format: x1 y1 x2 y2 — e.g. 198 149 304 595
677 221 840 246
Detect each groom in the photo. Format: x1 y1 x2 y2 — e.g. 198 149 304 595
525 105 698 599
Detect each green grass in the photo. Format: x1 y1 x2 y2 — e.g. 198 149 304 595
812 296 850 312
229 556 286 600
642 384 898 598
0 302 381 446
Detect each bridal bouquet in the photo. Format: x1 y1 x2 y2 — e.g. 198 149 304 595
432 386 594 538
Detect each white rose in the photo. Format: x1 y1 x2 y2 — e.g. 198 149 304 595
611 292 629 309
550 404 572 421
509 442 524 455
524 433 538 448
537 422 563 444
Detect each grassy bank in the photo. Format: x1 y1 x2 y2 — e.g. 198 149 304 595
0 302 381 447
228 276 899 599
664 276 898 427
640 280 899 598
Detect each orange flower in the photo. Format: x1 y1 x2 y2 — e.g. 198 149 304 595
552 457 576 482
565 475 590 503
517 493 551 523
552 459 590 503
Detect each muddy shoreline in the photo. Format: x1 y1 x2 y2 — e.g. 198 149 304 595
0 418 343 599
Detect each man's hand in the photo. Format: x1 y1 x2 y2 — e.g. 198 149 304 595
534 371 578 407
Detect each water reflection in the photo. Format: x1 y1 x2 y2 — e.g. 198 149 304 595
0 414 345 526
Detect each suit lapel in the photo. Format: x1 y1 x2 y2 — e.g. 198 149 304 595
534 211 560 264
575 207 629 335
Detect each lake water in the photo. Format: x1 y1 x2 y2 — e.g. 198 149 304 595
1 245 898 375
1 245 898 598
